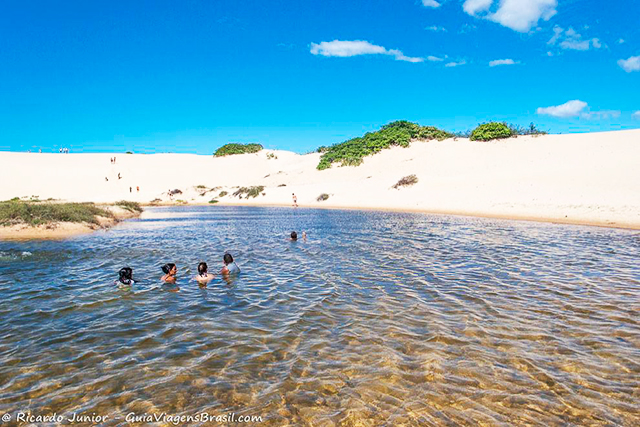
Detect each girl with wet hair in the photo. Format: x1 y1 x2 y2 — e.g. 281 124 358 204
161 263 177 283
221 253 240 275
195 262 214 284
116 267 135 285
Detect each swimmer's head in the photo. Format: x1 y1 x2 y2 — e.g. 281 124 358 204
197 262 208 275
291 231 298 240
161 263 176 275
223 253 234 265
119 267 133 283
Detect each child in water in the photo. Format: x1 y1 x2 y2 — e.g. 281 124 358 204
116 267 135 285
161 263 178 283
195 262 214 285
221 253 240 275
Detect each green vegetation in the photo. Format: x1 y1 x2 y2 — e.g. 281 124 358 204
115 200 143 213
470 122 515 141
0 200 112 227
392 174 418 189
214 143 263 157
218 191 228 197
149 198 162 205
126 151 133 154
232 186 265 199
509 122 547 136
208 199 219 204
196 185 207 189
317 193 330 202
317 121 453 170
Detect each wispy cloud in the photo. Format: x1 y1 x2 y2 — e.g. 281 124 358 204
632 111 640 120
489 58 517 67
618 56 640 72
537 100 588 118
427 55 445 62
445 60 467 67
422 0 442 8
537 100 620 119
425 25 447 32
310 40 424 62
618 38 625 44
548 26 602 51
462 0 557 33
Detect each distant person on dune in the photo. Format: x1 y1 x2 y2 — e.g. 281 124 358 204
161 263 178 283
221 253 240 276
292 193 298 207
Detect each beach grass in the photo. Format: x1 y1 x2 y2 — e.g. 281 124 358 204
0 199 113 226
114 200 143 213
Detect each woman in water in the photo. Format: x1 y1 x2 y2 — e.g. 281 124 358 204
195 262 214 285
116 267 135 286
221 253 240 275
161 263 178 283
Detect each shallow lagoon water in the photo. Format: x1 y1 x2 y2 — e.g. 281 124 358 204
0 206 638 426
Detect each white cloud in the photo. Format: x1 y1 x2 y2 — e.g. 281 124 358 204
425 25 447 32
536 100 588 118
445 60 467 67
422 0 441 7
632 111 640 120
489 58 517 66
618 38 625 44
548 26 602 51
427 55 445 62
310 40 423 62
618 56 640 72
463 0 557 33
537 100 620 120
463 0 492 15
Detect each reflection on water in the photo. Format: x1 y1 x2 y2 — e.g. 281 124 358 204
0 207 638 425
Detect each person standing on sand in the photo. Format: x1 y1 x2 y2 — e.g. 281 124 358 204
137 186 140 192
129 187 132 193
292 193 298 207
118 173 121 180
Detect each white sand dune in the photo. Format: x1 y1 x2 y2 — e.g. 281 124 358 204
2 130 639 229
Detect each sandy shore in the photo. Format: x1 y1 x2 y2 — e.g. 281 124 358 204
2 130 639 230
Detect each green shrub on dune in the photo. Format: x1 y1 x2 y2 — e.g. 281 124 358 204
470 122 515 141
115 200 143 213
214 143 263 157
0 200 112 226
317 121 452 170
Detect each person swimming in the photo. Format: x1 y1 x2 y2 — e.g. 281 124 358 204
116 267 135 285
221 253 240 275
195 261 214 284
290 231 298 241
161 263 177 283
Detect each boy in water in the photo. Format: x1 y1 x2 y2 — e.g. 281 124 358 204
195 262 214 285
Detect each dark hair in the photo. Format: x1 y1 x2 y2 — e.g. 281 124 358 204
118 267 133 284
290 231 297 240
161 263 176 274
197 262 208 275
223 253 233 265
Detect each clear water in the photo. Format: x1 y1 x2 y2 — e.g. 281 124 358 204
0 207 638 426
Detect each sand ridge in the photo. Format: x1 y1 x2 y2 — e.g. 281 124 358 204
2 130 639 230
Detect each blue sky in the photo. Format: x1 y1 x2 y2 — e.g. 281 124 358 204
1 0 638 154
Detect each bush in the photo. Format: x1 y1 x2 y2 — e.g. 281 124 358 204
218 191 228 197
149 198 162 205
232 186 265 199
126 151 133 154
209 199 219 204
0 200 112 226
214 143 263 157
317 193 329 202
317 121 452 170
508 122 548 136
392 175 418 189
115 201 143 213
470 122 514 141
